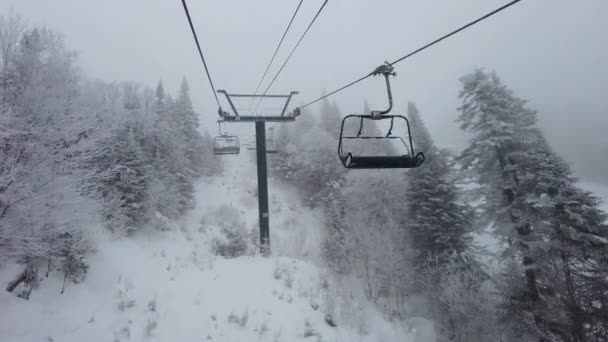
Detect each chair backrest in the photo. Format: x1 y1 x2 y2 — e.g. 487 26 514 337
213 135 241 154
338 114 414 157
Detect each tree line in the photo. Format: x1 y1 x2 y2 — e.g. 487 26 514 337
0 14 216 299
272 70 608 341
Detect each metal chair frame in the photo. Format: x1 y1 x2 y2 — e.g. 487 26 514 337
337 63 425 169
213 120 240 155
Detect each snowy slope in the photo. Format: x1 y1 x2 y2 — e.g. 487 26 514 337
0 151 430 341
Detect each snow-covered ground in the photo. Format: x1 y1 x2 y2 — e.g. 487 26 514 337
0 152 431 341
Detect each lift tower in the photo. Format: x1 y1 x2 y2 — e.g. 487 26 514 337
217 90 299 256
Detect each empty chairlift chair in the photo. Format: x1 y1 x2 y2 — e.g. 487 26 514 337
337 64 424 169
213 120 240 155
338 115 424 168
246 133 278 153
213 135 241 154
265 126 278 153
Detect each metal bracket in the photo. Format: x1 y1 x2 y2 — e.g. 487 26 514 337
371 62 396 77
217 90 299 120
218 107 229 119
370 62 396 119
291 107 301 117
217 119 230 137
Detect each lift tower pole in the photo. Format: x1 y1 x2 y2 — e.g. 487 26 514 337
255 121 270 255
217 90 299 256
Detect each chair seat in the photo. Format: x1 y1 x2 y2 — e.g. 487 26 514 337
341 154 421 169
214 147 240 155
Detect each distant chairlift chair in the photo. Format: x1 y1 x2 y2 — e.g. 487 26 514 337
337 64 425 169
265 126 278 154
246 131 278 154
216 90 299 155
245 138 278 153
213 120 240 155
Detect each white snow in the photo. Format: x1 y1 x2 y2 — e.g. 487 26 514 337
0 152 430 341
472 224 505 274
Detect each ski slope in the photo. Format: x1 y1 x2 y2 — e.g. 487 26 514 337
0 151 432 341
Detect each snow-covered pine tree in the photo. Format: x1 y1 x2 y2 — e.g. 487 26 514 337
84 124 149 234
144 80 182 222
270 107 343 206
138 80 166 160
270 108 319 182
159 78 206 213
405 102 491 340
510 130 608 340
456 69 548 339
320 101 381 276
406 102 476 268
155 80 165 109
175 77 204 175
297 128 342 206
319 91 342 135
457 68 608 340
343 171 410 310
321 183 353 275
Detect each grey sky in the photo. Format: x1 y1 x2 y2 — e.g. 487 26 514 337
3 0 607 182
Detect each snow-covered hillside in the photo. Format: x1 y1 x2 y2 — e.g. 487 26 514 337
0 152 432 342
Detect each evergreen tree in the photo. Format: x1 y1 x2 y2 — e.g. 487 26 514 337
320 90 342 134
457 68 608 340
271 107 342 205
406 102 476 268
321 183 353 274
512 131 608 340
405 102 489 340
176 77 203 174
84 124 149 233
457 69 549 339
155 80 165 107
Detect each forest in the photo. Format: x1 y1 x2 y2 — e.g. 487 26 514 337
1 8 608 342
0 13 218 296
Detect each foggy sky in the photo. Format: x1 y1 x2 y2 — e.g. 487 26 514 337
3 0 607 182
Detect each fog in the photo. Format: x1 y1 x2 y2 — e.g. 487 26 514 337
3 0 607 183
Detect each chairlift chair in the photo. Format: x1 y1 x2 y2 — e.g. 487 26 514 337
213 135 241 154
337 64 425 169
265 126 278 153
213 120 240 155
265 139 278 154
245 133 278 154
245 140 278 153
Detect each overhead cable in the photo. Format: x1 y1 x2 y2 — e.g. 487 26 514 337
181 0 221 107
299 0 522 109
255 0 330 112
252 0 305 98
